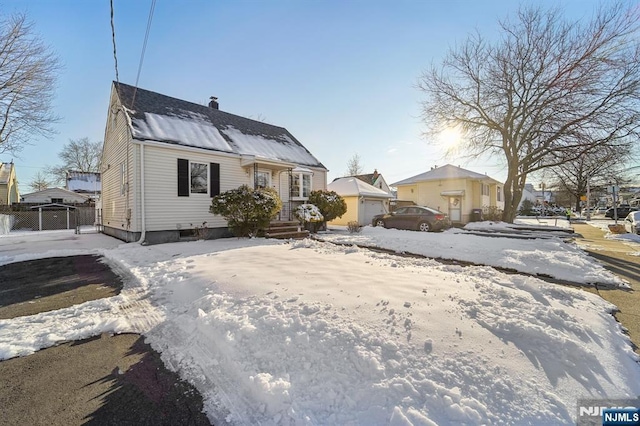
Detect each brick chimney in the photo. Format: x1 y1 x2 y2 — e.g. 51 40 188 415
208 96 219 109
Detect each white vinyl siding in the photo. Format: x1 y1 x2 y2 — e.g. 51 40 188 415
101 88 135 231
139 144 248 231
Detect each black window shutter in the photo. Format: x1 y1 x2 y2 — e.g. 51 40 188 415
177 158 189 197
210 163 220 197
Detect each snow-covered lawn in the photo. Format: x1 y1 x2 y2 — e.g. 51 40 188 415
319 223 627 287
0 228 639 425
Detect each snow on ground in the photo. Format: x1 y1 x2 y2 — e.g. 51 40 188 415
1 229 639 425
319 223 626 287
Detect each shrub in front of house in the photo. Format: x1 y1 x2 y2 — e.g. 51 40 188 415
210 185 282 237
347 221 362 233
483 205 503 221
308 190 347 224
294 204 324 233
518 199 535 216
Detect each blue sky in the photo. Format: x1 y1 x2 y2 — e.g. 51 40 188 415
4 0 609 194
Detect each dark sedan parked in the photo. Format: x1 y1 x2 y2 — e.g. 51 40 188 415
372 206 452 232
605 205 638 219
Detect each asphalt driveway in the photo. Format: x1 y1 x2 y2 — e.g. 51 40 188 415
0 254 211 426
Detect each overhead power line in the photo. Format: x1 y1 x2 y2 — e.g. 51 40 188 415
131 0 157 107
110 0 119 84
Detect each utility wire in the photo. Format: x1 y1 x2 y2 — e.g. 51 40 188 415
110 0 119 84
131 0 156 108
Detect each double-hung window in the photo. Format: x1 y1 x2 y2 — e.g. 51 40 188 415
190 162 208 194
291 168 312 200
178 159 220 197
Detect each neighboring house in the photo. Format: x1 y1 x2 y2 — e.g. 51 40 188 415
519 184 538 209
21 187 89 204
352 169 393 196
327 177 393 226
67 171 101 199
0 162 19 205
392 164 504 224
101 82 327 244
530 183 555 206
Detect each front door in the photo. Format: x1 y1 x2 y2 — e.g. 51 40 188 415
448 197 462 222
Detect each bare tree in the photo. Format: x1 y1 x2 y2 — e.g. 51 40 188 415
46 137 102 184
29 171 52 192
418 4 640 222
0 13 60 154
548 145 633 211
345 154 364 176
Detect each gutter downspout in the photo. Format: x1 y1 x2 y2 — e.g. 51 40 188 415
137 143 146 244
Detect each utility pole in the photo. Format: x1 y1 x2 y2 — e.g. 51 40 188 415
586 180 591 221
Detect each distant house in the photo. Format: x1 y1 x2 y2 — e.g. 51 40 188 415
352 169 393 196
21 187 89 204
392 164 504 224
327 177 392 226
101 82 327 244
66 171 101 199
519 184 538 209
0 162 19 205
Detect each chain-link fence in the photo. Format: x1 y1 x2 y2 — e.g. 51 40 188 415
0 205 96 234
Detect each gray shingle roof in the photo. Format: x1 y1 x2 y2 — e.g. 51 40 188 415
114 82 326 169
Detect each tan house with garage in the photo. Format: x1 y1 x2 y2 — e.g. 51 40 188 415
392 164 504 224
327 177 392 226
100 82 327 244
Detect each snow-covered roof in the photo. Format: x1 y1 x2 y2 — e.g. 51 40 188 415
114 82 326 169
66 171 101 193
328 177 393 198
21 187 89 200
392 164 502 186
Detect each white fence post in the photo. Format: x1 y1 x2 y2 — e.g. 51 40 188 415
38 207 42 231
67 207 70 229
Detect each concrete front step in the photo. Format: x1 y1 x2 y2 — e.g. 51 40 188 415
264 221 309 239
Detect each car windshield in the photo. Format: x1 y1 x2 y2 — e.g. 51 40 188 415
630 211 640 221
419 206 442 214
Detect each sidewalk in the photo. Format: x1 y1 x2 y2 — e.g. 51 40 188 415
572 223 640 354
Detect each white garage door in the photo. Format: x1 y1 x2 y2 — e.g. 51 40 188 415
363 199 386 225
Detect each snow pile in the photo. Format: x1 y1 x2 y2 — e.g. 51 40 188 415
320 226 626 287
0 214 13 235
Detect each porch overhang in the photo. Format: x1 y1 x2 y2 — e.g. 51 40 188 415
240 155 295 170
440 190 465 197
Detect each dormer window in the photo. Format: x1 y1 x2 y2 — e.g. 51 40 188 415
291 167 313 200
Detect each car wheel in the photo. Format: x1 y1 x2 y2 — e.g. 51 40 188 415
375 219 385 228
418 221 431 232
